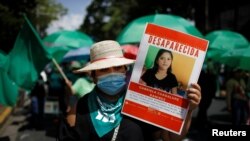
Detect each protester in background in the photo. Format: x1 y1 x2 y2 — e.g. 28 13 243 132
243 71 250 125
47 66 68 116
139 49 178 94
64 61 82 84
17 88 27 108
196 60 217 128
226 68 248 125
60 40 201 141
65 62 95 127
30 75 47 129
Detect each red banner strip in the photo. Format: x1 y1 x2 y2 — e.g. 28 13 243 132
122 100 183 132
145 23 208 51
128 82 189 108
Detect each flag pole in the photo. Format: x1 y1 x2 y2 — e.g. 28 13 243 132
52 58 69 82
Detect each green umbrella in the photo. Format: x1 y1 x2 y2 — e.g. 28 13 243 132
206 30 249 50
43 30 94 48
116 14 203 44
205 48 224 61
46 46 71 62
219 46 250 71
205 30 249 61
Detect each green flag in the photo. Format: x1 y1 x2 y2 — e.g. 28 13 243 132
0 51 18 106
7 15 51 90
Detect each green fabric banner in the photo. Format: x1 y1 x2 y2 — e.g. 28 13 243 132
7 15 51 90
0 52 18 106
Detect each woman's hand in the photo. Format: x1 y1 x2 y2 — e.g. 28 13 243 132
186 83 201 111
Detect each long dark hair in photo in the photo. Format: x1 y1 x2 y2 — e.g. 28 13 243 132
152 49 173 74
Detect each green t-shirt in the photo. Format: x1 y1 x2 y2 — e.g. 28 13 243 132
72 78 95 98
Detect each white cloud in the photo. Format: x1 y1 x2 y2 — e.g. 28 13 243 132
46 13 84 34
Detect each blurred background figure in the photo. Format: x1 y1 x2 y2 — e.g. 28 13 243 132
29 74 47 130
64 61 95 127
47 65 66 116
196 58 218 128
16 88 27 108
226 68 248 125
244 71 250 125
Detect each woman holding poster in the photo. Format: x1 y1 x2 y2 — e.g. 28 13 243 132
140 49 178 94
61 40 201 141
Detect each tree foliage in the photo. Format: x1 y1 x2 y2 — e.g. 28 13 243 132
0 0 67 53
80 0 196 41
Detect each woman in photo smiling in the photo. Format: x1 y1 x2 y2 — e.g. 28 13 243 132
140 49 178 94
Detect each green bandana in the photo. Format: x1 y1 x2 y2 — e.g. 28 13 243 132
88 90 123 137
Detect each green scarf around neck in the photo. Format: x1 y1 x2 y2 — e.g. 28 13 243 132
88 90 124 137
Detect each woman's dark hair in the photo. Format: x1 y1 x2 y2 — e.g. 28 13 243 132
152 49 173 74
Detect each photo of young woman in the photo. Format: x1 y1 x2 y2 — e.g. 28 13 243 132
139 48 178 94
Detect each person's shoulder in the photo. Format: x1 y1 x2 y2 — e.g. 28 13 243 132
123 115 158 131
122 116 141 129
226 78 237 86
76 94 90 114
144 68 154 74
74 77 88 84
78 93 89 105
120 116 144 140
123 116 160 141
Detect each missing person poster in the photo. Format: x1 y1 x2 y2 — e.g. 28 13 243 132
122 23 209 134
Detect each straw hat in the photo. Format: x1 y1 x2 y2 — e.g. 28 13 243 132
75 40 135 72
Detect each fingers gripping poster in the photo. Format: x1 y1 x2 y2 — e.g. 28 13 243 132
122 23 208 134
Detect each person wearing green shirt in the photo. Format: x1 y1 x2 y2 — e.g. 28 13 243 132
72 76 95 98
65 67 95 126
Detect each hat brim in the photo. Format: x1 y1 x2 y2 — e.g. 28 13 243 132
74 58 135 73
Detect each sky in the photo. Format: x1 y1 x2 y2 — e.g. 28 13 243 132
46 0 92 34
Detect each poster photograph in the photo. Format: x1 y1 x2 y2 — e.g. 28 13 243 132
122 23 209 134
